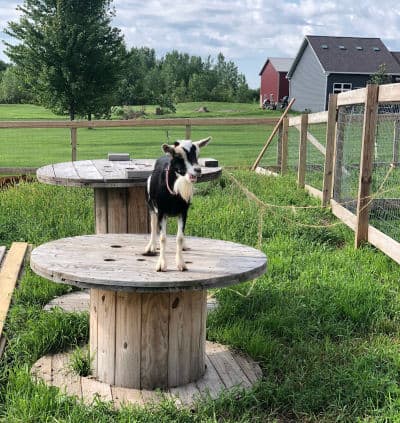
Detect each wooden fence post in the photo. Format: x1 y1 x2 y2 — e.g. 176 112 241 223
185 123 191 139
71 127 77 162
355 84 379 248
322 94 338 206
297 113 308 188
281 118 289 174
277 123 283 168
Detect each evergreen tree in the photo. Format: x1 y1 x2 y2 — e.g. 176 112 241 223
368 63 392 85
4 0 125 120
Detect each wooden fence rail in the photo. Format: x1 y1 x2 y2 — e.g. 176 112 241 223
0 116 280 172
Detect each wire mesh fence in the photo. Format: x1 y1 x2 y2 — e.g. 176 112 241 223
304 122 326 191
258 129 281 172
369 104 400 242
333 104 365 213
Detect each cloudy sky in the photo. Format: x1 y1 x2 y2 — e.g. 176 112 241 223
1 0 400 88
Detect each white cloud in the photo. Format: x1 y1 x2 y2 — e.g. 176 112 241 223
1 0 400 87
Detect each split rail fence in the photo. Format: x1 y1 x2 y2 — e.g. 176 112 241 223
254 83 400 265
0 117 279 175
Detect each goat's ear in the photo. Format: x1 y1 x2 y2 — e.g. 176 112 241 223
194 136 211 149
162 143 175 155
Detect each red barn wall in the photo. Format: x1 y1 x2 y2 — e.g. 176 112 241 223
260 62 279 106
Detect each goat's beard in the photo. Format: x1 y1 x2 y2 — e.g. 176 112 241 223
173 174 194 203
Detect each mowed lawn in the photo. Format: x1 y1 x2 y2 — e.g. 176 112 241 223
0 103 282 168
2 173 400 422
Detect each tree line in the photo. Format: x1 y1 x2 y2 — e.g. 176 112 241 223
0 0 257 119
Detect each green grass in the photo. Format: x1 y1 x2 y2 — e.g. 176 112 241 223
0 101 281 121
0 102 284 168
0 104 68 120
2 173 400 421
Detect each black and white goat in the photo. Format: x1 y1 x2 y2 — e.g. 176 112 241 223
144 137 211 271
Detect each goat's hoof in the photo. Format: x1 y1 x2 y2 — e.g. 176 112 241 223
177 263 188 271
156 261 167 272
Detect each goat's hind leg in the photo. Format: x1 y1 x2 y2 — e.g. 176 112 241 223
144 211 158 256
176 214 188 271
156 215 167 272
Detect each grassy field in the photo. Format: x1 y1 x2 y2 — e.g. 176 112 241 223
0 102 283 120
2 173 400 421
0 103 284 168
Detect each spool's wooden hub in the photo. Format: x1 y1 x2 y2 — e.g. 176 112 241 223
90 289 207 389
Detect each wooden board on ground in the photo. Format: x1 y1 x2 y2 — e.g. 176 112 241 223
0 247 6 265
0 242 29 339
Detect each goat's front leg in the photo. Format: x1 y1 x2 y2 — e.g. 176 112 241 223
176 213 188 271
144 212 158 256
156 215 167 272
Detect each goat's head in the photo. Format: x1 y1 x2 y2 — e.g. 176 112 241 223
162 137 211 182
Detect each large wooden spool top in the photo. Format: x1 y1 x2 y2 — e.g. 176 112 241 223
30 234 267 292
36 159 222 188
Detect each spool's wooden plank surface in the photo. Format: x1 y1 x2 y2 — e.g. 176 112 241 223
140 293 169 389
44 290 89 312
72 160 103 181
89 289 99 375
36 159 221 188
111 386 144 407
96 289 116 384
207 342 252 389
196 355 225 399
94 189 108 234
36 164 56 184
0 242 28 338
233 353 262 385
32 341 262 407
168 291 193 386
170 382 201 406
30 235 267 292
191 290 206 380
31 355 52 384
107 189 128 233
52 353 82 398
115 292 142 387
53 161 80 181
127 186 150 233
81 376 112 404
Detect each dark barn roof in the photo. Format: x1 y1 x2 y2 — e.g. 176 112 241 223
288 35 400 78
259 57 294 75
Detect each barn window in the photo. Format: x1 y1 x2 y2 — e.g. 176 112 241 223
373 47 381 51
321 44 328 49
339 45 346 50
333 83 352 94
356 46 363 50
